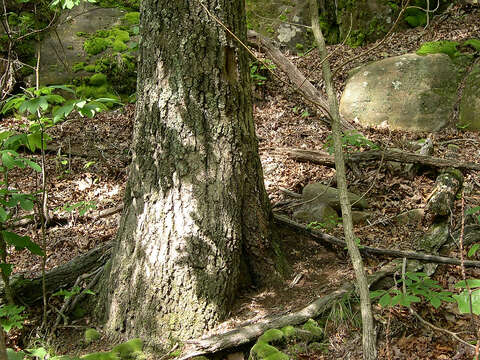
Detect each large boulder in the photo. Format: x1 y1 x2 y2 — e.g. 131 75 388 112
339 53 459 132
458 64 480 130
37 3 126 86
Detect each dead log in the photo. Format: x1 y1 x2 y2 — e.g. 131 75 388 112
425 169 463 217
274 214 480 268
4 242 112 305
277 147 480 171
178 262 398 360
247 30 354 131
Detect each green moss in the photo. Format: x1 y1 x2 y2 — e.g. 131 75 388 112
76 31 89 37
417 40 460 59
112 39 128 52
280 325 296 338
112 339 144 360
124 12 140 25
72 62 85 72
258 329 284 344
81 352 119 360
84 37 110 55
84 64 96 72
85 328 101 344
263 353 289 360
89 73 108 86
110 28 130 42
464 38 480 52
302 319 323 340
250 343 279 359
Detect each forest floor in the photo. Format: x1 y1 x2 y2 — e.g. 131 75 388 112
4 3 480 360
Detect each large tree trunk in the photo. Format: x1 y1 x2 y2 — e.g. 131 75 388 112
101 0 279 346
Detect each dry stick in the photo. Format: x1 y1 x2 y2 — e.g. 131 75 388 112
309 2 376 359
333 0 412 77
274 215 480 268
278 147 480 171
401 258 476 351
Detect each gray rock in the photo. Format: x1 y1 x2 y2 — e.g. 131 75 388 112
37 3 125 86
340 53 459 132
394 209 424 225
293 203 338 225
302 182 368 210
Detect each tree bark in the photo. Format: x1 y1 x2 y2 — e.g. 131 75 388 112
100 0 280 345
309 2 377 359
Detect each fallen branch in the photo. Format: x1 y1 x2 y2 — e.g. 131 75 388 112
277 147 480 171
178 262 398 360
247 30 354 131
274 215 480 268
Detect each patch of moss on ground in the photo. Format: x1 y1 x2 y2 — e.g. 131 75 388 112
90 73 108 86
416 40 460 58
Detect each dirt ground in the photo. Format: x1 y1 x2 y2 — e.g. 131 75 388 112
4 3 480 359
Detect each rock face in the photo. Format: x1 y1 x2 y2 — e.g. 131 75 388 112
246 0 311 50
37 3 125 86
459 64 480 130
339 53 459 132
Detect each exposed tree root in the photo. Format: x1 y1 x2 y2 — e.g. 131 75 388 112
177 262 398 360
274 215 480 268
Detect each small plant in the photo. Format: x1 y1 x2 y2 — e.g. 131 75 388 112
307 215 341 232
53 285 95 299
324 131 378 155
371 272 454 309
250 60 276 86
57 201 97 217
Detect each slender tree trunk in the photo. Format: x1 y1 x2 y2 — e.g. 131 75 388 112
101 0 280 346
309 2 377 359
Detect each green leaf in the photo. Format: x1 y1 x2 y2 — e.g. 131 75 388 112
370 290 386 299
0 263 13 278
453 289 480 315
52 100 75 123
379 293 392 307
26 347 48 359
430 296 442 309
1 151 16 170
24 159 41 172
19 197 34 211
466 206 480 216
0 207 7 222
7 348 26 360
1 231 44 256
455 279 480 288
468 244 480 258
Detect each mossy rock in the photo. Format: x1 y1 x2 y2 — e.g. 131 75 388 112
280 325 296 338
417 40 460 58
89 73 108 86
249 343 288 360
112 338 144 360
302 319 323 340
85 328 101 344
73 62 86 72
124 12 140 25
258 329 284 344
112 39 128 52
84 38 110 55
